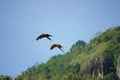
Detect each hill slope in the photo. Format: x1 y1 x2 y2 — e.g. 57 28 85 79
15 26 120 80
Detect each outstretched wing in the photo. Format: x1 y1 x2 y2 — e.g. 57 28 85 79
50 44 57 50
36 34 53 40
36 34 44 40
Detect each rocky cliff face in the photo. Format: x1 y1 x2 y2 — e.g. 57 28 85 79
117 56 120 80
80 57 103 79
80 56 120 79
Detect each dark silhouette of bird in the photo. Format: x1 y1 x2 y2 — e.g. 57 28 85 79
36 34 52 41
50 44 64 52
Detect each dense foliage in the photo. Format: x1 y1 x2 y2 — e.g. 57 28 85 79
4 26 120 80
0 75 12 80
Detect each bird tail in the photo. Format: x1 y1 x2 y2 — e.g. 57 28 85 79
60 48 64 53
47 37 52 41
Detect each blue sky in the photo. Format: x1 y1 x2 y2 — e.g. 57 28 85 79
0 0 120 77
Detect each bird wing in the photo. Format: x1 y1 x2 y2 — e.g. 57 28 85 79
36 34 52 40
36 34 44 40
50 44 57 50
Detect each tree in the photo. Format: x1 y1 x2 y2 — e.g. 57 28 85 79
0 75 12 80
70 40 86 52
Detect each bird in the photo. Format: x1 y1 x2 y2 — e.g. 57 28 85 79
36 34 52 41
50 44 64 52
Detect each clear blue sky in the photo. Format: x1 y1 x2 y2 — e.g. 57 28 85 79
0 0 120 77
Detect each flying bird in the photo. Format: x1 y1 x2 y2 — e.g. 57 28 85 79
50 44 64 52
36 34 52 41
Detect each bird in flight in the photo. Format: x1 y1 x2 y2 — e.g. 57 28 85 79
50 44 64 52
36 34 52 41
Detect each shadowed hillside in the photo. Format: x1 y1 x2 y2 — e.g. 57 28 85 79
15 26 120 80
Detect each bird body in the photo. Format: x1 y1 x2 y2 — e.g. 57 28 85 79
50 44 64 52
36 34 52 41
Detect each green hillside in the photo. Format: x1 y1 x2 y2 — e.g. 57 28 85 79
15 26 120 80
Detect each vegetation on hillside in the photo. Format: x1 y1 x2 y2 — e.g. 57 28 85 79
0 75 12 80
1 26 120 80
14 26 120 80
